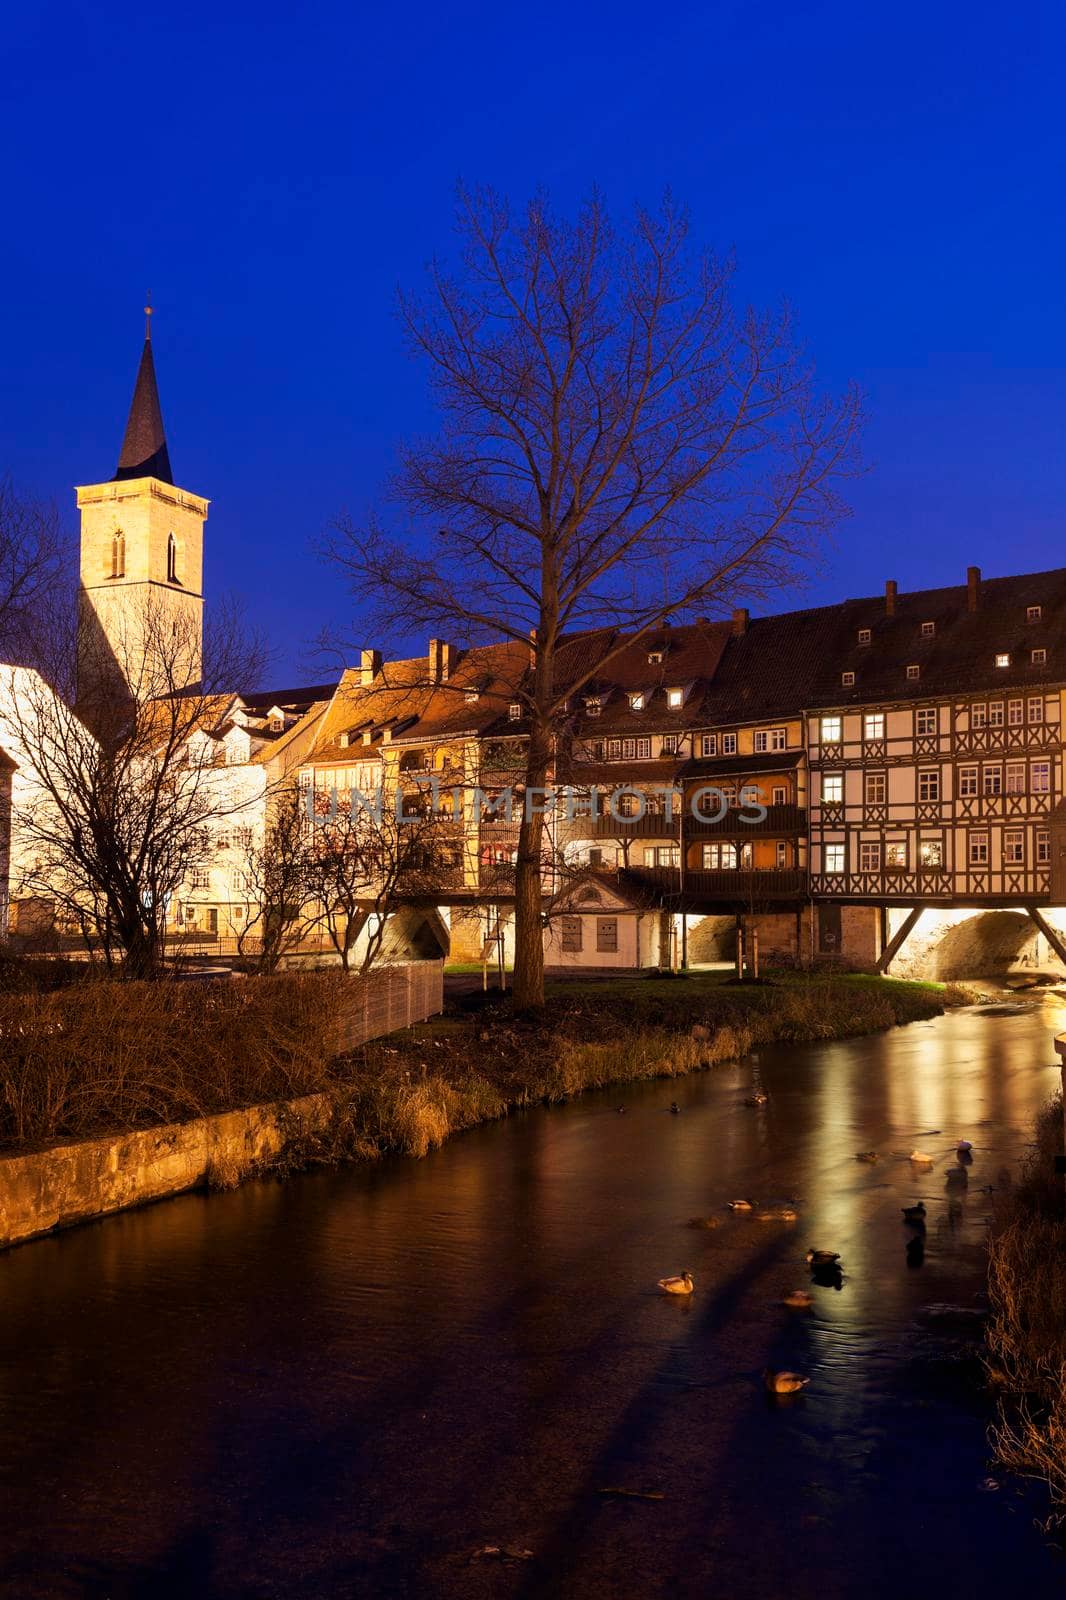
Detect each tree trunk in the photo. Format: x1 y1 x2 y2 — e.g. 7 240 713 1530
511 724 550 1010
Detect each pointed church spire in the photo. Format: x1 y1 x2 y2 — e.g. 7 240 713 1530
115 302 173 483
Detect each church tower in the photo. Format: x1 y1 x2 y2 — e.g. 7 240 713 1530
76 309 208 707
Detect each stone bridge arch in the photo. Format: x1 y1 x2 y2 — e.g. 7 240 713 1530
887 907 1066 981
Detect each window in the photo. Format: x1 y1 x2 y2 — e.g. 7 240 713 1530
700 734 717 757
702 842 738 869
754 728 786 752
988 702 1004 727
1004 830 1025 865
661 733 680 755
560 916 582 952
822 772 843 804
508 703 521 721
628 692 645 711
596 917 618 953
1032 761 1051 793
1032 648 1047 665
906 664 920 680
587 848 603 867
820 715 842 743
772 785 787 805
647 648 665 664
858 627 872 645
607 738 622 760
916 707 937 736
1037 829 1051 864
995 653 1010 669
972 704 987 728
885 841 907 868
190 868 210 890
841 671 855 687
1006 761 1026 794
110 530 125 579
1008 699 1024 726
860 841 880 872
918 769 940 802
969 833 989 865
824 844 845 875
1028 696 1045 722
982 764 1002 796
1028 606 1042 623
919 838 943 867
722 732 737 755
166 532 178 584
864 712 884 741
650 845 680 868
865 771 886 805
921 620 935 637
585 701 601 718
667 687 683 708
959 765 979 797
776 841 790 868
618 737 651 760
618 791 641 817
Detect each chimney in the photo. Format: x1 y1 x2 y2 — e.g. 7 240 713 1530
337 731 352 749
967 566 981 612
428 639 454 682
885 580 897 617
362 728 373 745
359 647 381 685
731 607 749 637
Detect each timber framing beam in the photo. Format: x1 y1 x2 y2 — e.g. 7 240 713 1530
1025 905 1066 968
876 906 923 974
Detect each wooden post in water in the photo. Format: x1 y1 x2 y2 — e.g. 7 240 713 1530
1054 1033 1066 1192
735 920 744 981
750 924 759 980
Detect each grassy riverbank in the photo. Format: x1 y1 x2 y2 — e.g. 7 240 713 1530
294 970 959 1167
987 1094 1066 1525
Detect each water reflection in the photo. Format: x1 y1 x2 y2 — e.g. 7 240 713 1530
0 1002 1063 1598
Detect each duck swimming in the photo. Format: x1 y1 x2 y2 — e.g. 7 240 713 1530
727 1199 758 1212
909 1151 934 1164
657 1271 695 1295
805 1248 841 1267
757 1206 799 1222
901 1202 927 1225
764 1369 810 1394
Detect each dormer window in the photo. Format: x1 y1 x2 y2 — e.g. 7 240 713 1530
841 671 855 687
1032 648 1047 665
585 700 602 718
666 687 683 708
1027 606 1042 623
628 692 645 711
857 627 871 645
647 648 665 665
994 653 1010 669
920 621 935 637
508 702 521 721
906 664 920 680
464 688 480 704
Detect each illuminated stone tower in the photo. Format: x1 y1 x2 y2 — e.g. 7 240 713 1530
76 307 208 707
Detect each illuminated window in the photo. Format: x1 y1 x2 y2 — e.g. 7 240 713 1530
754 728 786 752
822 772 843 804
820 715 842 743
661 733 681 755
772 785 787 805
885 841 907 868
628 692 645 711
702 842 738 869
864 712 884 740
508 703 521 721
667 687 683 708
919 838 943 867
995 652 1010 669
824 844 845 875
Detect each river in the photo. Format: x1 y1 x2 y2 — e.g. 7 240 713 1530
1 1002 1064 1598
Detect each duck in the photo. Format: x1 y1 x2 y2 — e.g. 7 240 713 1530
686 1216 719 1230
657 1271 694 1295
668 1102 681 1115
743 1091 769 1107
764 1369 810 1395
616 1106 627 1115
805 1248 841 1267
855 1151 879 1164
727 1199 758 1212
782 1289 814 1310
909 1150 934 1164
901 1202 927 1225
757 1206 799 1222
956 1139 973 1154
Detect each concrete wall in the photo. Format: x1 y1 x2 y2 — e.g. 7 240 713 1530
0 1092 333 1251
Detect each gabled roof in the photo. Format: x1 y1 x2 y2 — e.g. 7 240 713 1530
115 337 172 484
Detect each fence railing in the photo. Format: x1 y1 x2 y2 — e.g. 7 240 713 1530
331 960 445 1050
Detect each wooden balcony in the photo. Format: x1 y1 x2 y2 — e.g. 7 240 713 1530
625 865 808 909
580 803 805 840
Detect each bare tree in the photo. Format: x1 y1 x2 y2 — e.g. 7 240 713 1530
234 786 316 973
304 777 458 973
326 189 861 1006
1 590 264 978
0 478 66 659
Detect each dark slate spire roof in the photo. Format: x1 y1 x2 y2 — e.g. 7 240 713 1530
114 334 173 483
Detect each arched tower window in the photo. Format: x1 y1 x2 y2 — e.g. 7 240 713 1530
167 532 179 584
110 530 125 579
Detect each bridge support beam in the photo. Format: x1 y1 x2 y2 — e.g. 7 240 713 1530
876 906 922 975
1025 905 1066 968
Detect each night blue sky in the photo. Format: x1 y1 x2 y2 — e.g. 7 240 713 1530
2 1 1063 683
